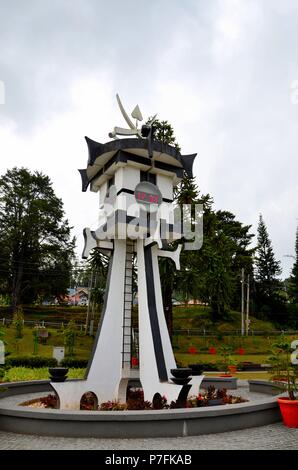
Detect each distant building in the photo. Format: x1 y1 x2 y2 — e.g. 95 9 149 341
42 287 89 306
67 287 89 306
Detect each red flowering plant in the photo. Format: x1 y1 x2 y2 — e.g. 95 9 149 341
209 347 217 355
127 398 152 410
188 346 197 355
127 388 144 400
186 394 207 408
131 357 139 367
126 388 157 410
99 401 127 411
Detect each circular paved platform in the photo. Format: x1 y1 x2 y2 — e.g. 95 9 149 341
0 378 293 447
0 423 297 450
0 379 284 439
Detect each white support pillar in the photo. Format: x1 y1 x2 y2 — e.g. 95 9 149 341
52 239 127 408
137 239 185 403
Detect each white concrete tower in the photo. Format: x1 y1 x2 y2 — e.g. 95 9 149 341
52 96 203 409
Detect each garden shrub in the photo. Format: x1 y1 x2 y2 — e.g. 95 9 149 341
126 398 152 410
200 362 218 371
60 358 88 368
6 356 58 368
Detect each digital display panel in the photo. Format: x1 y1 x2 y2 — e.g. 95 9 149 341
134 181 162 207
136 191 160 204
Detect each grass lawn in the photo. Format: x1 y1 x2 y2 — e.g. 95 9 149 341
2 367 85 382
0 305 89 323
172 305 278 333
1 304 296 365
3 325 94 359
2 324 295 362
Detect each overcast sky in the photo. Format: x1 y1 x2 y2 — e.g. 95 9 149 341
0 0 297 278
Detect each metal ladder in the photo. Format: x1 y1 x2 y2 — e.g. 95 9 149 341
122 241 134 370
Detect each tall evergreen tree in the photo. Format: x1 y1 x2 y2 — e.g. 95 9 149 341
255 214 281 294
0 167 75 308
288 227 298 303
254 214 284 320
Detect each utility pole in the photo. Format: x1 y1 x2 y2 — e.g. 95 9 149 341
241 268 245 336
246 274 250 336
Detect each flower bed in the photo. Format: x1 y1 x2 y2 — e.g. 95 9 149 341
20 386 247 411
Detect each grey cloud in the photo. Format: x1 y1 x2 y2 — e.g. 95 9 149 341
0 0 297 277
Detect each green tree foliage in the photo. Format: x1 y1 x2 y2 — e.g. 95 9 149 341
254 214 284 320
83 248 109 334
87 248 108 308
269 338 298 400
152 120 255 326
215 210 255 312
0 167 75 308
69 259 91 290
288 227 298 304
151 119 180 150
255 214 282 292
174 179 255 321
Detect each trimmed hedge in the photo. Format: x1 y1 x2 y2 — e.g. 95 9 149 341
201 363 219 371
60 358 88 368
4 356 88 369
6 356 58 368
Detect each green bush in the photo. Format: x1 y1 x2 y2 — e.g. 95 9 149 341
6 356 58 368
201 362 219 371
61 358 88 368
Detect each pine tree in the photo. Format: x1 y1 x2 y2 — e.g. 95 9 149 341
175 176 199 205
255 214 281 295
254 215 284 320
289 227 298 303
151 119 180 150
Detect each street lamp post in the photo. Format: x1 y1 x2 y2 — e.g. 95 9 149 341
241 268 245 336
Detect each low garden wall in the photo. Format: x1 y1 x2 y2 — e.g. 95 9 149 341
0 380 282 438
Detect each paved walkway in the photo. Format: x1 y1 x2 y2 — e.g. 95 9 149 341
0 423 297 450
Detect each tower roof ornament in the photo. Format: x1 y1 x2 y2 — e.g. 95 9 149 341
109 93 157 140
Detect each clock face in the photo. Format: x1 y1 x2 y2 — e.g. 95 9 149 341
134 181 162 209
